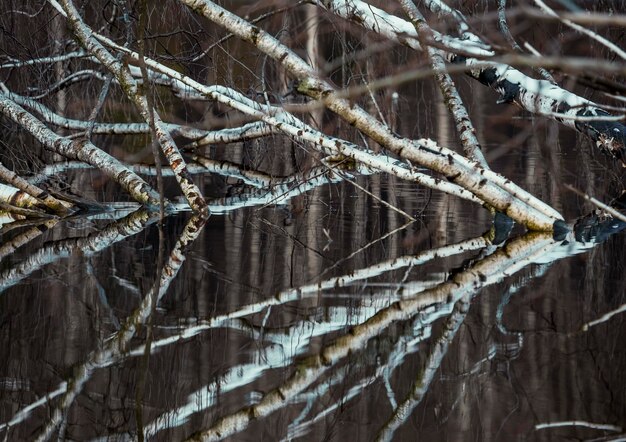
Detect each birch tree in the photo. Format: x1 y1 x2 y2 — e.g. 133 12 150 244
1 0 624 226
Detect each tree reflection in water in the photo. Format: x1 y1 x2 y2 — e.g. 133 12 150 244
0 172 624 441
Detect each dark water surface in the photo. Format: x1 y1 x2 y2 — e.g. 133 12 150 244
0 136 625 441
1 15 626 435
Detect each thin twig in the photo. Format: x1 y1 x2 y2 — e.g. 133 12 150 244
564 184 626 223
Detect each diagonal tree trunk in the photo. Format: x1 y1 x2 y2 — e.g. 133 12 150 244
0 94 163 208
0 160 71 214
317 0 626 163
51 0 207 212
177 0 565 231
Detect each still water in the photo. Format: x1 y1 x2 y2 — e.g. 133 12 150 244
0 83 626 441
0 132 625 441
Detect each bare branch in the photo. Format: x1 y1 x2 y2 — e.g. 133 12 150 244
0 92 163 207
51 0 207 212
179 0 565 230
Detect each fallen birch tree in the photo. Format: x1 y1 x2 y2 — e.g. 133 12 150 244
316 0 626 163
1 0 624 229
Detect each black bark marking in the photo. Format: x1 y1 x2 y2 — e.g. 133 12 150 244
496 80 520 104
448 172 461 182
249 26 260 45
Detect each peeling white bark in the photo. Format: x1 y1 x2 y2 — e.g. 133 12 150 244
0 219 59 261
10 92 203 137
0 50 87 69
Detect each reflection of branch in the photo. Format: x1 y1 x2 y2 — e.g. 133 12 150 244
0 210 154 294
0 219 59 261
188 216 624 440
126 235 486 368
494 264 550 356
376 295 471 442
535 420 622 432
0 214 206 440
285 299 455 441
184 233 561 441
91 234 488 439
141 302 387 438
582 303 626 332
32 213 205 441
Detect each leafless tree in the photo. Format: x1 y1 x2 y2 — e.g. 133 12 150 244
1 0 623 230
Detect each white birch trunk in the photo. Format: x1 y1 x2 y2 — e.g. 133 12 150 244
0 160 71 214
53 0 207 212
0 183 45 210
177 0 565 231
0 94 162 207
89 41 483 204
318 0 626 163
